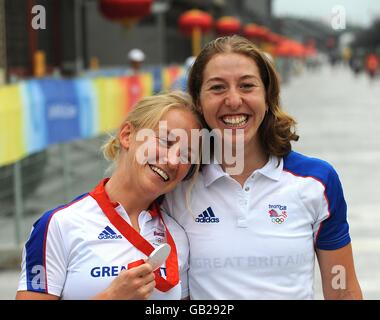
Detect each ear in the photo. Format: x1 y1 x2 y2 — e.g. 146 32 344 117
119 122 134 150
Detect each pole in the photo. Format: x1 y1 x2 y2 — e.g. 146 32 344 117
27 0 37 76
0 0 7 84
152 1 169 65
60 144 71 202
156 11 165 64
74 0 84 74
81 0 89 72
192 27 201 56
13 161 24 246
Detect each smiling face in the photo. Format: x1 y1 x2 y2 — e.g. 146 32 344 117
119 108 200 199
199 52 267 149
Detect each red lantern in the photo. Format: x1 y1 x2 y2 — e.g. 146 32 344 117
258 27 272 42
274 40 305 58
99 0 152 23
178 9 213 56
293 41 307 58
266 32 282 45
215 16 241 35
273 39 292 57
243 24 267 40
178 9 213 36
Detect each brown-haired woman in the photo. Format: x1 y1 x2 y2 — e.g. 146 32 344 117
163 35 362 300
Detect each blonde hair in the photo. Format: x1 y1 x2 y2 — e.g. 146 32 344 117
102 91 202 177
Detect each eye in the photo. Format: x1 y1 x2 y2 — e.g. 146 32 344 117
240 83 256 91
209 84 225 92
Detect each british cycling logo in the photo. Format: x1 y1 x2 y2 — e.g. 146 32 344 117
195 207 219 223
268 204 288 224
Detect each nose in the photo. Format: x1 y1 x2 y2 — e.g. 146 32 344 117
167 143 181 169
225 88 242 109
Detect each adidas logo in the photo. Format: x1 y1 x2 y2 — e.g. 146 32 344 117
98 226 123 240
195 207 219 223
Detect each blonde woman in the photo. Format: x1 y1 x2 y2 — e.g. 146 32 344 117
16 91 202 300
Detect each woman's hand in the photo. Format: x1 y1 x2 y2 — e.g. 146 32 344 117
94 263 156 300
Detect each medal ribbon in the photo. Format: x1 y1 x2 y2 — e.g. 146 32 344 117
90 179 179 292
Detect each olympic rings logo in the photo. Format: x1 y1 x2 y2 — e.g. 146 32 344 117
271 217 285 224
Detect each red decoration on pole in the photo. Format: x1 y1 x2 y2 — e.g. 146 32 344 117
274 39 307 58
215 16 241 35
243 24 268 40
99 0 152 23
178 9 213 56
178 9 213 35
265 32 282 45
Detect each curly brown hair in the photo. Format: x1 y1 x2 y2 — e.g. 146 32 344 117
188 35 299 157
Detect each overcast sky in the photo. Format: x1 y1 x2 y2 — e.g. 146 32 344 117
273 0 380 27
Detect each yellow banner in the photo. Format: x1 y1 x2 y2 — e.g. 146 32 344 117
140 72 153 97
93 78 127 134
162 66 184 91
0 85 26 166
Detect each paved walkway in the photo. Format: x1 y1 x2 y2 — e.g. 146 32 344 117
1 64 379 299
282 65 380 299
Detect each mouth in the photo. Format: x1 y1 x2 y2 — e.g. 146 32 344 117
149 165 169 182
220 114 249 128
